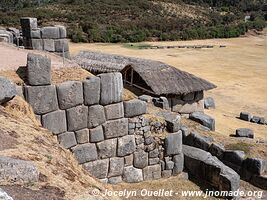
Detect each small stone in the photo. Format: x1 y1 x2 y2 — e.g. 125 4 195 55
109 157 124 177
90 126 104 142
72 143 97 164
96 138 117 159
204 97 215 109
133 150 148 169
166 161 174 170
75 129 89 144
149 148 159 158
162 170 172 178
124 154 133 167
123 166 143 183
57 132 77 149
149 158 160 165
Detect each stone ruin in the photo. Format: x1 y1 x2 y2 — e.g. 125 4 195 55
0 53 266 196
20 17 70 58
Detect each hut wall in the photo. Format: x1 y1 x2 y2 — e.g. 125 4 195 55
169 91 204 114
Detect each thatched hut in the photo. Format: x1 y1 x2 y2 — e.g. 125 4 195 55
74 51 216 114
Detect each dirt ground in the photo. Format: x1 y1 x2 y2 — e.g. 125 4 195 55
70 30 267 140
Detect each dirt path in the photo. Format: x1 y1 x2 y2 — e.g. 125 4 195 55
0 43 78 70
70 31 267 140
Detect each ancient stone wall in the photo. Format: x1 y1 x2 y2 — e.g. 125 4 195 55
20 17 70 58
22 53 184 184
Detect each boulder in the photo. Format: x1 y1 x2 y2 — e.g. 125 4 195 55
109 157 124 177
88 105 106 128
223 150 245 173
41 26 60 39
83 77 100 105
251 116 261 123
143 164 161 181
98 73 123 105
96 138 117 159
57 132 77 149
103 118 128 139
75 129 89 144
209 143 225 160
123 166 143 183
72 143 97 164
183 145 240 194
235 128 254 139
89 126 104 143
124 99 147 118
165 131 182 156
83 159 109 179
0 156 39 184
239 112 252 122
117 135 136 157
0 76 17 104
66 105 88 131
250 175 267 190
27 53 51 86
43 39 55 52
133 150 148 169
242 158 266 176
184 132 212 151
104 102 124 120
204 97 215 109
153 97 170 110
56 81 83 109
189 112 215 131
25 85 58 114
42 110 67 134
165 114 181 133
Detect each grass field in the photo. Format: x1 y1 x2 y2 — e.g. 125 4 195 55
70 30 267 141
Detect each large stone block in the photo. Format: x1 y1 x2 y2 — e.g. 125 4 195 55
25 85 58 114
165 131 182 156
98 73 123 105
31 39 43 50
109 157 124 177
209 143 225 160
57 132 77 149
184 132 212 151
124 99 147 118
20 17 37 37
143 164 161 181
66 105 88 131
242 158 266 176
96 138 117 159
172 153 184 175
83 77 100 105
190 112 215 131
90 126 104 142
235 128 254 139
57 81 83 109
251 175 267 190
75 128 89 144
54 39 69 52
30 28 41 38
27 53 51 86
134 150 148 169
223 150 245 173
183 145 240 194
42 110 67 134
0 156 39 184
56 25 67 38
43 39 55 52
239 112 252 122
72 143 97 164
41 26 60 39
88 105 106 128
103 118 128 139
117 135 136 157
123 166 143 183
0 76 16 104
83 159 109 179
104 102 124 120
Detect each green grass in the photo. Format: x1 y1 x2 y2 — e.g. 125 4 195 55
225 142 251 155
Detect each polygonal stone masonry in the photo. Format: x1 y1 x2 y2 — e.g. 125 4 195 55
96 138 117 159
90 126 104 143
75 129 89 144
57 132 77 149
42 110 67 134
117 135 136 157
66 105 88 131
109 157 124 177
72 143 97 164
88 105 106 128
104 102 124 120
83 159 109 179
103 118 128 139
83 77 100 106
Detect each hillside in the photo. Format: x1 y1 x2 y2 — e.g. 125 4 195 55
0 0 266 42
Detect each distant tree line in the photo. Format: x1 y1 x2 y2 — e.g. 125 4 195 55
0 0 266 43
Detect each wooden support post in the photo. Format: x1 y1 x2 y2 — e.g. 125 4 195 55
130 68 133 86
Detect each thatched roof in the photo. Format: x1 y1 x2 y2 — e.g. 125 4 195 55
74 51 216 95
